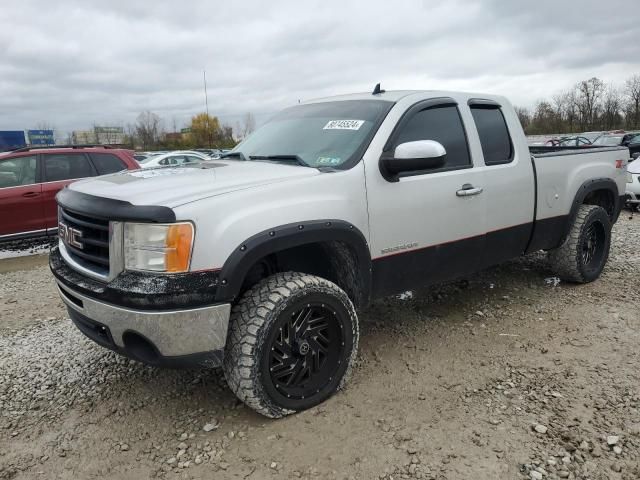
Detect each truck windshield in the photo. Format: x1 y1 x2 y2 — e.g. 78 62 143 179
230 100 393 169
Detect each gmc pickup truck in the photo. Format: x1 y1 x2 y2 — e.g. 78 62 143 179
50 88 628 418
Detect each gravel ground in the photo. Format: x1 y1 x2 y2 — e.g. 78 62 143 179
1 215 639 480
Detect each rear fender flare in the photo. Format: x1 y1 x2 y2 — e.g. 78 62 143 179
562 178 619 241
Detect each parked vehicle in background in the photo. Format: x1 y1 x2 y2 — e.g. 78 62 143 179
137 151 209 168
133 153 149 163
581 131 604 143
0 145 139 241
627 137 640 160
544 136 591 147
592 132 639 148
49 88 628 418
557 136 592 147
625 159 640 211
194 148 222 158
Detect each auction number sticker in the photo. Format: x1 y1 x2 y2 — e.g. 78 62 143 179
323 119 365 130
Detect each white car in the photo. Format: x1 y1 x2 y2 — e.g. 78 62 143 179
626 158 640 211
138 151 209 168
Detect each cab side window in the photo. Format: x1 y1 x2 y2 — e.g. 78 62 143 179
470 105 513 165
394 105 471 170
0 156 37 188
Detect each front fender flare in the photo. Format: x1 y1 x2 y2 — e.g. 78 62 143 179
214 220 372 305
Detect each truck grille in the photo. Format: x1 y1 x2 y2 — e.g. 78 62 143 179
59 207 110 272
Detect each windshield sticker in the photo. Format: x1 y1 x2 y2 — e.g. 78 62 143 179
323 120 365 131
316 156 341 165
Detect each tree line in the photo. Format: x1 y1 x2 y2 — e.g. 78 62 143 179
516 74 640 135
124 111 256 150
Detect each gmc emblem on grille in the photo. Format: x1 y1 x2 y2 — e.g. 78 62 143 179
58 221 84 249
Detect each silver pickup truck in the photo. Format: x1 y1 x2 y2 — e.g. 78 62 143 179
50 88 628 417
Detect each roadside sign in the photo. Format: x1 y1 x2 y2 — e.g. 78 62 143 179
0 131 26 150
94 126 124 134
28 129 55 145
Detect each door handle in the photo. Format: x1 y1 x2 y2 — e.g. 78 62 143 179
456 184 483 197
22 191 41 198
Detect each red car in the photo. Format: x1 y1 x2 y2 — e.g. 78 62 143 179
0 146 139 241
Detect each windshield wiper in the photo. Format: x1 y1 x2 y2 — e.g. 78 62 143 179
221 151 248 161
249 154 311 167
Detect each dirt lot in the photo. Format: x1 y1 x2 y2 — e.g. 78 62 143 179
1 215 639 480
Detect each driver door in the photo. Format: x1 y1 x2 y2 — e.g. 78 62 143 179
365 99 487 297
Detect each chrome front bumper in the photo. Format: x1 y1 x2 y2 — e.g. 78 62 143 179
56 281 231 358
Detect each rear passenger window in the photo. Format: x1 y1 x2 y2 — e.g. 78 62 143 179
394 105 471 170
90 153 127 175
0 156 37 188
470 106 513 165
44 154 94 182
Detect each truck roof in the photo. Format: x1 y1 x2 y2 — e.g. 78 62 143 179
304 89 509 105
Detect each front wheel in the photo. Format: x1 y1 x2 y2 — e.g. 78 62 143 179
548 204 611 283
223 272 359 418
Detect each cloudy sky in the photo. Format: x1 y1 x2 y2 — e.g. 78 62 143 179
1 0 638 134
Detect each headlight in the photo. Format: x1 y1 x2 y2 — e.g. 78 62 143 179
628 173 634 183
124 222 194 273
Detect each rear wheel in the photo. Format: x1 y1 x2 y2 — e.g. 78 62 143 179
223 272 358 418
548 204 611 283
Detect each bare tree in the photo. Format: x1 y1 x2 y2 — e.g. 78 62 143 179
528 100 557 135
575 77 604 130
516 74 640 135
239 112 256 140
135 111 163 149
624 74 640 129
514 106 531 130
601 86 623 130
551 90 579 133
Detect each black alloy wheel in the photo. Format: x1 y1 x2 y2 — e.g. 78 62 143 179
581 221 606 269
267 302 344 401
223 272 358 418
549 204 611 283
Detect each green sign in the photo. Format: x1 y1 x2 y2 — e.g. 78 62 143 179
180 127 192 134
95 126 124 134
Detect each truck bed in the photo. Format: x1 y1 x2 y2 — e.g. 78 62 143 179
525 145 628 253
529 145 628 156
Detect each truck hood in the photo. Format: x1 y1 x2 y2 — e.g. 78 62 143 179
68 161 321 207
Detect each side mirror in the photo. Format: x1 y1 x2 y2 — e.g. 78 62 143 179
632 152 640 160
381 140 446 181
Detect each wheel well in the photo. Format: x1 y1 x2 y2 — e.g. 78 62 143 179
240 241 367 308
582 188 615 219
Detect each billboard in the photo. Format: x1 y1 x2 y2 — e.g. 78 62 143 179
0 131 26 151
94 126 124 134
94 126 124 145
28 129 55 145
